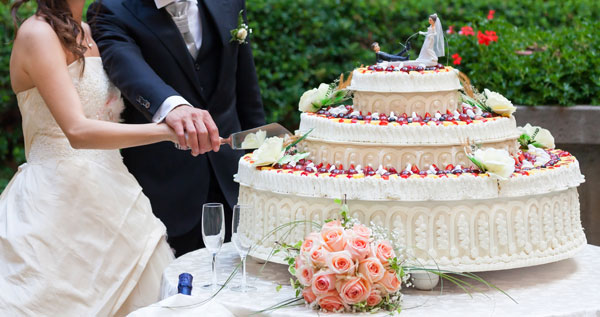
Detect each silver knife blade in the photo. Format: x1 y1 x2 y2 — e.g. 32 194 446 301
223 123 292 150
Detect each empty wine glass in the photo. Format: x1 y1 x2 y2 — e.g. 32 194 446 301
230 204 256 292
201 203 225 291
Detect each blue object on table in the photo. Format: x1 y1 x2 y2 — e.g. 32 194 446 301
177 273 193 295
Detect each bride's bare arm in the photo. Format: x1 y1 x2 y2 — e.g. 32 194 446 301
12 21 177 150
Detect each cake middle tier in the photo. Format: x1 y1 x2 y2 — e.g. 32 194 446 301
297 114 520 168
298 137 517 170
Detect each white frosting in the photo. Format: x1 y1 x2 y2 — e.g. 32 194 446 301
236 156 584 202
299 113 520 145
348 68 462 92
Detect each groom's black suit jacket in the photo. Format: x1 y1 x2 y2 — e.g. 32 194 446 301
88 0 265 236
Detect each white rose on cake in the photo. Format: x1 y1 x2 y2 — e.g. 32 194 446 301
519 123 555 149
240 129 267 149
298 83 330 112
484 89 516 117
252 136 285 166
473 148 515 180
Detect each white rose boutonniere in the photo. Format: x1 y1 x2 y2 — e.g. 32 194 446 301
518 123 555 149
231 10 251 44
484 89 516 117
469 148 515 180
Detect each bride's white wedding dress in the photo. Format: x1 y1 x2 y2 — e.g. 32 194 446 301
0 57 174 316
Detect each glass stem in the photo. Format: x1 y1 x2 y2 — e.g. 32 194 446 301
211 253 217 291
241 256 247 292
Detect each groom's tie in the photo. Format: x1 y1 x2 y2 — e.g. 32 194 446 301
166 0 198 58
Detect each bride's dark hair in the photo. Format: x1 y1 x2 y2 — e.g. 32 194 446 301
11 0 87 69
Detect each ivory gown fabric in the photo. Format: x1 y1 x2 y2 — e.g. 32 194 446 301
0 57 173 316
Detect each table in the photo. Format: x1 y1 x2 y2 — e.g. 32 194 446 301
160 243 600 316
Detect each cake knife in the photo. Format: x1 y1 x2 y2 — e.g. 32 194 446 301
219 123 292 150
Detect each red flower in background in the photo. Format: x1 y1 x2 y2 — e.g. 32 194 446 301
485 30 498 42
477 30 491 45
447 25 455 34
451 53 462 65
487 10 495 20
477 30 498 45
459 26 474 36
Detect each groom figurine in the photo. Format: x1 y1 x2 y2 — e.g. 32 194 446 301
88 0 265 256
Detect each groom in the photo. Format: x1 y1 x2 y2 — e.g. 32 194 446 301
88 0 265 256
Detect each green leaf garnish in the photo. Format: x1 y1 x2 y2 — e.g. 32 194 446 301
284 128 313 152
468 155 487 172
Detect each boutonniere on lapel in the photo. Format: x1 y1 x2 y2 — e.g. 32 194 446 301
230 10 252 44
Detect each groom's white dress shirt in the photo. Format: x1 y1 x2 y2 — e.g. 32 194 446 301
152 0 203 122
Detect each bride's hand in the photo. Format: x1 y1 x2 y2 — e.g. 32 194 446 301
160 123 179 144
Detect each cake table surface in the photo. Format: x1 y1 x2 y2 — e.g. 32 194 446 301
159 243 600 316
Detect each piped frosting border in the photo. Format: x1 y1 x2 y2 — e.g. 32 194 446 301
348 67 462 93
235 151 584 202
299 112 520 145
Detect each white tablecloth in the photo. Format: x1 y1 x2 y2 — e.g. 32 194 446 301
157 243 600 316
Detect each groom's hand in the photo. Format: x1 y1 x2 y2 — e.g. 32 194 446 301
165 105 220 156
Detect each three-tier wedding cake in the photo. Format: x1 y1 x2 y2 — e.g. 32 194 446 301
235 64 586 272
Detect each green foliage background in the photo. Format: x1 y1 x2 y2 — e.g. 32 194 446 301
1 0 599 190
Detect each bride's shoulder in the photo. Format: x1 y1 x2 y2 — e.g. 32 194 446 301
14 17 61 50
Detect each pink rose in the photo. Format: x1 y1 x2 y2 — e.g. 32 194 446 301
295 255 305 270
322 220 343 230
375 241 396 266
358 257 385 283
339 277 371 305
321 227 345 252
378 269 402 293
317 290 346 312
296 264 314 286
352 224 372 239
311 271 336 296
301 232 321 254
366 290 382 306
309 245 329 267
302 287 317 304
326 251 355 274
344 234 370 260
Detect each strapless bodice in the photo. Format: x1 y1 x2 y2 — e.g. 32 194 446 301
16 57 125 164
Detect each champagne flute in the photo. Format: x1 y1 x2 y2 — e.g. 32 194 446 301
201 203 225 291
230 204 256 292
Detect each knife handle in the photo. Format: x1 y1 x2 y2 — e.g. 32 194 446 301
220 136 232 147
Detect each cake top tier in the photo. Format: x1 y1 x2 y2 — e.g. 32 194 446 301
348 65 462 93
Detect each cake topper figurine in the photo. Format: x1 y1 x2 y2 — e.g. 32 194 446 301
374 13 445 67
370 41 411 63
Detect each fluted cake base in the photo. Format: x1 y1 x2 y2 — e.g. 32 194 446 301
239 186 586 272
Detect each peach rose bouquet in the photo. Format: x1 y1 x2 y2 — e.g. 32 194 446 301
268 198 512 314
283 203 405 313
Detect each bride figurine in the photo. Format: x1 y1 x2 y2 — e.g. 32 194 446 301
404 14 445 67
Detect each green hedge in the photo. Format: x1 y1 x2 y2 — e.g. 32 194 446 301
1 0 599 190
248 0 600 126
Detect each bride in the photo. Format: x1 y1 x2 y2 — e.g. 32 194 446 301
1 0 181 315
403 13 445 67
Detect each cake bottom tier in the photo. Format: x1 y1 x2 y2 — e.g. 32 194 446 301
238 185 586 272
